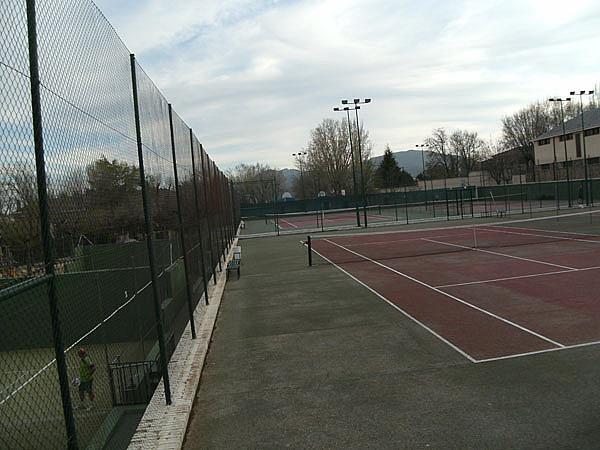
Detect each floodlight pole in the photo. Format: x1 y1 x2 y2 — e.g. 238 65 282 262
570 90 595 205
334 107 361 227
341 98 372 227
550 98 572 207
416 144 429 208
551 137 559 210
292 151 308 209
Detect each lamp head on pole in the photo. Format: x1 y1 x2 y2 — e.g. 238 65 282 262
341 99 348 105
333 107 340 111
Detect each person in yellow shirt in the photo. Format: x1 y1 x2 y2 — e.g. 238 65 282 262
76 347 96 410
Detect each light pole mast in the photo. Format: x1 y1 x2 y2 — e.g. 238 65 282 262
549 97 572 207
342 98 371 226
334 107 361 227
292 151 308 207
416 144 430 209
570 90 595 205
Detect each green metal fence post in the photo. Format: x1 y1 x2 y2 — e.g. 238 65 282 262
230 180 238 234
215 164 228 257
200 145 221 276
130 53 172 405
190 135 216 290
168 105 197 339
26 1 79 446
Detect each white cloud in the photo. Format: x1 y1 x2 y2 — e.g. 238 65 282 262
95 0 600 168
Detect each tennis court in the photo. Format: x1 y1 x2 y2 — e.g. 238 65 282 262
310 209 600 362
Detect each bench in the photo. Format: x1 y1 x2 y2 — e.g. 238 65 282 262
226 259 241 280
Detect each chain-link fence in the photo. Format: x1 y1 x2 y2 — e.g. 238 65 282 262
239 173 600 235
0 1 238 449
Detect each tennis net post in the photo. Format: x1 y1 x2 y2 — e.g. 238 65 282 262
307 235 312 266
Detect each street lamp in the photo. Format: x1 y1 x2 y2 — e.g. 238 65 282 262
416 144 430 208
570 90 595 205
334 107 361 227
549 97 572 207
292 151 308 206
341 98 371 226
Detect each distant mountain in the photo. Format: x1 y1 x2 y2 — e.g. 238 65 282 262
369 149 432 176
278 149 431 189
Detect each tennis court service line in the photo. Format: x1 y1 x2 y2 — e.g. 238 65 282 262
480 226 600 245
436 264 600 289
307 244 477 363
342 231 474 248
422 238 576 271
324 239 565 349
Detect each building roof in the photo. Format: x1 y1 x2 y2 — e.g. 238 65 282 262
535 107 600 141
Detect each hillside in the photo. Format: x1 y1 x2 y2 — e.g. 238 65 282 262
369 149 432 176
278 149 432 190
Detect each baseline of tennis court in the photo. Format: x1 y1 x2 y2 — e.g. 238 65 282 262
310 215 600 363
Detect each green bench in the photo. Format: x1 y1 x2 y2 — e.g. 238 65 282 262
226 259 241 280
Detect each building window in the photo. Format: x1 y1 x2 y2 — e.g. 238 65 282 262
584 127 600 137
576 133 582 157
559 133 573 142
538 138 551 145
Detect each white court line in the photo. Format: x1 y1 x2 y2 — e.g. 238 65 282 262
422 238 576 271
342 231 473 248
324 239 565 348
278 218 299 228
492 224 600 239
475 339 600 364
480 226 600 246
308 244 477 363
436 264 600 289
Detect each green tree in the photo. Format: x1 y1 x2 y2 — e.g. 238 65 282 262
85 156 143 242
375 145 401 191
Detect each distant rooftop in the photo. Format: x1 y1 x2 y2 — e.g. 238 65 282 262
535 108 600 141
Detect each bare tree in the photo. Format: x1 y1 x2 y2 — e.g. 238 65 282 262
304 118 373 195
425 128 458 178
449 130 486 176
500 100 580 173
228 163 283 203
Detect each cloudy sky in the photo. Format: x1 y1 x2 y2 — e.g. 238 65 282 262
94 0 600 169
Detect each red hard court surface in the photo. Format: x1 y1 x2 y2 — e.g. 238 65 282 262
442 269 600 345
338 239 563 287
312 239 557 361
